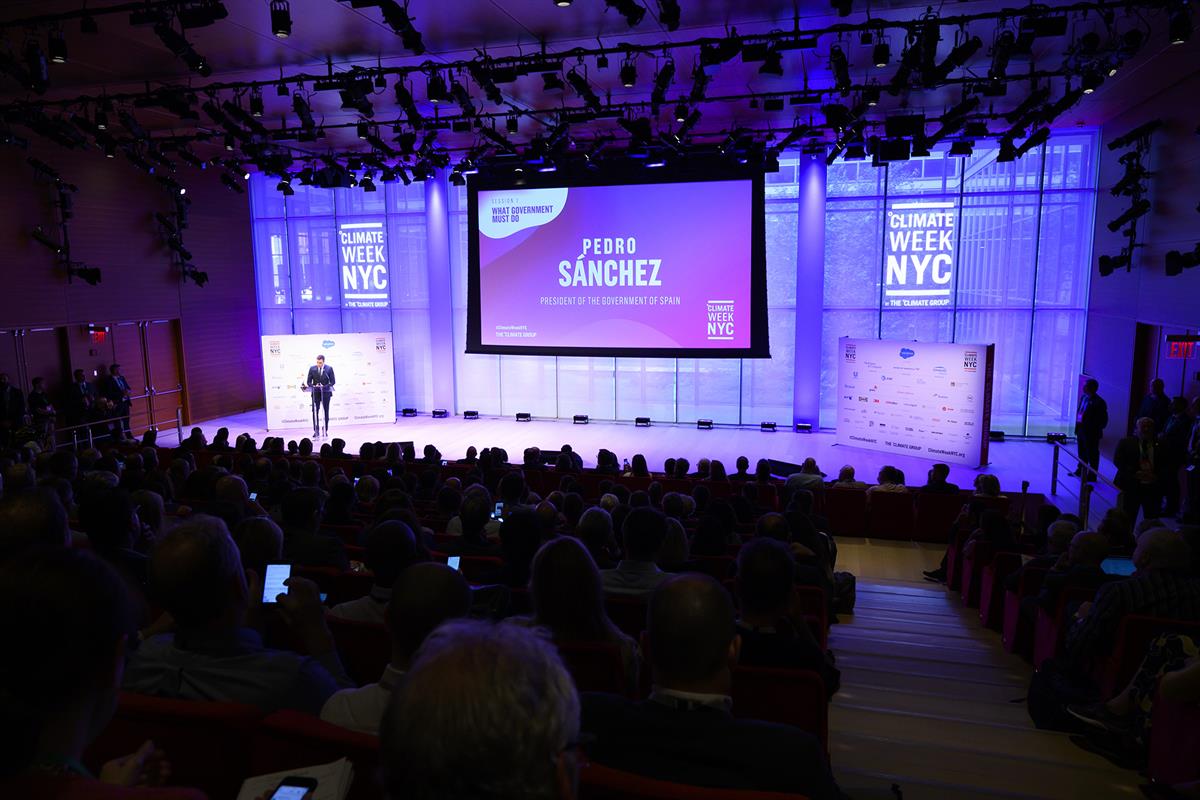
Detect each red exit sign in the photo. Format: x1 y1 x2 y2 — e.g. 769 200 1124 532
1166 335 1199 360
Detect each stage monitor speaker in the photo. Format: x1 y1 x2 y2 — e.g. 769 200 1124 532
464 410 479 419
761 421 777 432
635 417 651 427
573 414 589 424
697 419 713 430
432 409 449 418
401 408 418 417
989 430 1005 442
794 422 812 433
515 412 532 422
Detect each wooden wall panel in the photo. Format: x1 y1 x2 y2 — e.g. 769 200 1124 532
0 137 261 422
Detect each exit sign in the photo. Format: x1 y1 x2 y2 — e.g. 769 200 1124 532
1166 335 1199 360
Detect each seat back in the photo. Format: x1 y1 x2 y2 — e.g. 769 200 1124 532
557 640 629 695
250 709 382 800
866 491 915 540
959 541 996 607
731 666 828 752
1148 691 1200 785
1001 566 1048 657
579 763 809 799
979 551 1023 629
328 616 392 686
460 555 503 584
84 692 263 800
1098 615 1200 695
792 585 828 637
690 555 736 581
604 595 649 638
823 489 868 537
1032 585 1096 668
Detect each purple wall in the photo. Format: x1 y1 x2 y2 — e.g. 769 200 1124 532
1085 70 1200 447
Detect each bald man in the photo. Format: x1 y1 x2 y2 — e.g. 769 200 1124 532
1034 531 1114 618
581 574 840 799
322 562 470 734
1066 529 1200 662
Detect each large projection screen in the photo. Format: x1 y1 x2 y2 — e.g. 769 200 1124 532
466 173 769 358
836 337 995 467
261 332 397 431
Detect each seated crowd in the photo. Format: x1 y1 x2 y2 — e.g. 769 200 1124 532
0 431 1197 798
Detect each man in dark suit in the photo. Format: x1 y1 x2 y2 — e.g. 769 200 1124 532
305 354 335 437
0 372 25 447
1072 378 1108 480
102 363 133 436
919 462 962 494
1114 417 1170 523
1136 378 1171 434
581 574 840 799
68 368 95 424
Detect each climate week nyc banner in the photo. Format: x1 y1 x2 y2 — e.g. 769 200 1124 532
883 200 956 309
260 332 396 431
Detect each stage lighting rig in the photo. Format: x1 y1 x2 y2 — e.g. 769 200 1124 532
219 173 244 193
1165 244 1200 276
988 28 1015 82
153 21 212 77
567 68 602 111
619 55 637 87
68 263 103 286
1107 199 1151 232
181 263 209 287
1108 119 1162 150
688 63 710 103
934 34 982 81
759 46 784 76
1098 250 1130 276
1112 154 1148 197
1169 0 1193 44
270 0 292 38
700 30 742 71
829 44 851 93
873 35 890 68
651 59 675 109
606 0 646 27
48 29 68 65
831 0 852 17
468 61 504 106
31 226 62 254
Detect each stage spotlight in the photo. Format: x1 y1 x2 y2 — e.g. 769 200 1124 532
1165 245 1200 276
153 22 212 77
573 414 589 424
182 264 209 288
401 408 418 417
1097 251 1129 276
657 0 681 31
1107 199 1151 232
249 88 265 117
432 409 449 418
464 410 480 419
506 114 519 134
219 173 244 193
948 140 974 157
567 68 602 111
635 416 651 427
606 0 646 26
270 0 292 38
794 422 813 432
620 56 637 87
360 175 376 192
555 0 572 6
873 38 890 68
989 29 1015 81
542 72 565 92
697 419 713 430
829 44 851 93
830 0 852 17
759 47 784 76
48 29 68 64
515 412 532 422
1169 2 1193 44
70 264 103 286
760 421 777 432
356 120 369 139
80 13 98 34
31 227 62 253
426 71 448 103
651 59 675 107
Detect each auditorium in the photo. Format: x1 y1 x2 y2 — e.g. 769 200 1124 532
2 1 1199 798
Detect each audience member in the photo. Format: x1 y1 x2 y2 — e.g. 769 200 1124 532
0 549 204 800
785 458 826 494
735 538 840 696
380 620 580 800
658 517 691 572
1115 417 1170 524
279 487 349 570
920 463 961 494
867 465 907 495
1160 396 1192 517
831 465 867 489
601 507 669 595
125 515 351 713
730 456 751 481
1065 529 1200 664
972 473 1003 497
1072 378 1108 480
1136 377 1171 433
1035 531 1113 617
330 521 422 624
322 562 471 734
581 574 839 798
0 489 69 561
230 516 284 578
1006 518 1078 592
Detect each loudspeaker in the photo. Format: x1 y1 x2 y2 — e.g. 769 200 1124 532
515 412 532 422
432 409 449 418
401 408 418 417
573 414 589 424
463 410 479 420
760 421 777 432
697 419 713 430
794 422 813 432
635 417 651 427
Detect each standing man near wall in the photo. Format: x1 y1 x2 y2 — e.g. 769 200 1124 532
103 364 133 437
306 354 335 438
1072 378 1108 481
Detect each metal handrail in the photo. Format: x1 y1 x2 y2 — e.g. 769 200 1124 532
1052 443 1121 527
51 405 184 450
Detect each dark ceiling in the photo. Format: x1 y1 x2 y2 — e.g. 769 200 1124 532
0 0 1196 180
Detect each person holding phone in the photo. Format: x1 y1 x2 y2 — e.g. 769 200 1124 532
305 354 335 438
123 516 353 714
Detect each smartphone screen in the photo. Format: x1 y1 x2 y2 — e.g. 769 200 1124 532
262 564 291 604
249 491 258 501
491 501 504 521
270 777 318 800
447 555 461 571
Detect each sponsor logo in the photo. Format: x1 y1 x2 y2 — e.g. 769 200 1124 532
963 351 978 372
932 366 947 376
375 337 388 352
322 339 336 349
269 340 281 356
899 347 915 359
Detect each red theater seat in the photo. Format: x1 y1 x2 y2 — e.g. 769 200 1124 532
866 491 915 540
250 710 382 800
1093 615 1200 697
959 541 996 608
557 640 629 695
1148 691 1200 786
945 528 970 592
1032 585 1097 669
979 552 1022 630
1002 566 1048 659
690 555 736 581
731 666 828 753
913 492 965 544
460 555 503 584
605 595 649 638
824 489 868 537
578 763 809 799
84 693 263 800
328 616 392 687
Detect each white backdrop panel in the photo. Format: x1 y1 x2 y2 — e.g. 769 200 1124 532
261 332 397 431
836 337 994 467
